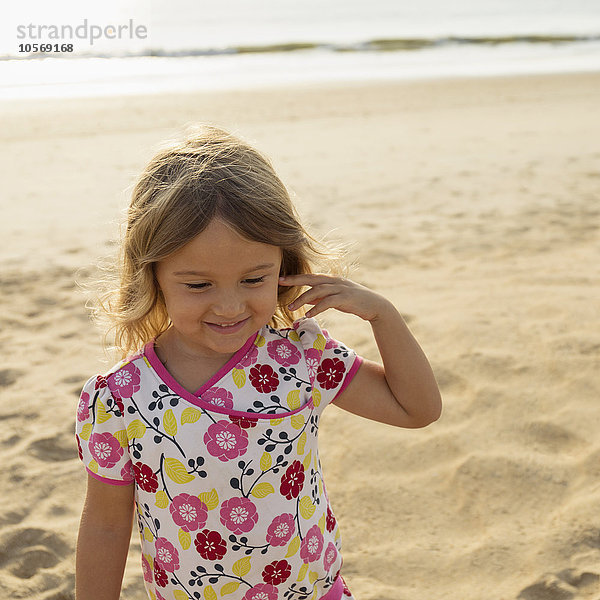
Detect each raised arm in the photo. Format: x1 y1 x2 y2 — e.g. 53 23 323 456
280 274 442 428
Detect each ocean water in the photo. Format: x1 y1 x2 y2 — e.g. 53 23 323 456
1 0 599 99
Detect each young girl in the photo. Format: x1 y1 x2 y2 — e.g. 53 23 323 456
75 125 441 600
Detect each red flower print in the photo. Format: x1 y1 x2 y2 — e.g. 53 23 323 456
326 506 337 532
141 554 152 582
113 397 124 415
204 420 249 462
219 497 258 534
267 339 301 367
194 529 227 561
133 462 159 493
300 524 324 563
170 493 208 532
120 460 135 482
88 432 123 468
249 364 279 393
108 362 141 399
342 575 352 596
323 542 338 570
76 436 83 461
266 513 295 546
153 564 168 587
316 357 345 390
77 392 90 422
242 583 278 600
155 537 179 572
95 375 108 390
262 559 292 585
229 415 258 429
280 460 305 500
202 386 234 410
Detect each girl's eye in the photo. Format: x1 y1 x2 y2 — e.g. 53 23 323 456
243 276 265 285
185 283 209 290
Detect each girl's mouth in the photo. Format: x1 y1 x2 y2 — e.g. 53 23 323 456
205 317 250 334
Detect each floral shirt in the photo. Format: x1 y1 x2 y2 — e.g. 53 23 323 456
76 318 359 600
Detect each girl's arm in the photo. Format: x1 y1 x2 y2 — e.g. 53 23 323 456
76 474 135 600
281 274 442 428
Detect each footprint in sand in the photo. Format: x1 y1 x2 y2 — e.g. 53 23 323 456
518 569 600 600
27 433 77 462
0 527 70 580
0 368 23 387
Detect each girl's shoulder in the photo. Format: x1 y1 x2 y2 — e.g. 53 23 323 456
265 317 349 354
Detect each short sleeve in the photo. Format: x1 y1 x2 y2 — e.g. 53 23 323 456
75 374 134 486
293 317 363 410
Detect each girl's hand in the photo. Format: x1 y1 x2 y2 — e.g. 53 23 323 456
279 274 391 322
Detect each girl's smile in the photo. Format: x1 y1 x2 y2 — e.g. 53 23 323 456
154 218 282 362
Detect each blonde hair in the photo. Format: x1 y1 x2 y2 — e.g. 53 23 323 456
97 124 335 358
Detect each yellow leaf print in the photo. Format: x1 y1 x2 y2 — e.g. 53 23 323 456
309 571 319 584
126 419 146 440
291 414 305 430
173 591 188 600
163 409 178 436
299 496 316 519
181 407 202 424
149 591 156 600
221 581 241 595
144 527 153 542
113 429 128 448
318 479 323 496
285 536 300 558
155 490 169 509
232 556 251 577
312 389 321 407
270 417 284 426
297 431 307 455
164 457 195 484
318 512 327 533
96 400 111 424
198 488 219 510
297 563 309 581
203 586 217 600
79 423 92 441
178 528 191 550
260 451 272 471
302 451 312 471
289 330 300 342
250 483 274 499
335 529 341 541
145 553 154 571
313 334 326 351
255 334 266 347
286 389 301 410
232 368 246 389
88 459 98 473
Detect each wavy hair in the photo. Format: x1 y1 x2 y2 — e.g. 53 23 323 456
95 124 337 358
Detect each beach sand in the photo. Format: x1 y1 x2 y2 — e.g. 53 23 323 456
0 72 599 600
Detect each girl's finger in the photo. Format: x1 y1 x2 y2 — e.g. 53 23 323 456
288 285 339 310
279 274 341 287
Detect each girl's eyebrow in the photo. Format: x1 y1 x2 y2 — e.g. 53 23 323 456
173 263 277 277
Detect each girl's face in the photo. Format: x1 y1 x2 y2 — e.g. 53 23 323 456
155 218 282 360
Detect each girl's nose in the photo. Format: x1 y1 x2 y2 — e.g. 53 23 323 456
211 289 246 317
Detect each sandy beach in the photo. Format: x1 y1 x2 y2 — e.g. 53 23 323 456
1 72 599 599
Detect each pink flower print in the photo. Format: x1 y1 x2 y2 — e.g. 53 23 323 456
155 537 180 572
267 339 301 367
170 494 208 532
300 524 324 563
236 344 258 368
77 392 90 422
229 414 258 429
266 513 295 546
322 330 338 350
141 554 152 582
323 542 338 570
120 460 135 482
154 564 168 587
242 583 279 600
262 559 292 585
108 362 141 399
88 432 123 468
133 462 159 493
156 591 167 600
305 348 322 382
280 460 305 500
249 364 279 393
203 386 234 409
316 357 345 390
220 497 258 534
204 421 249 462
